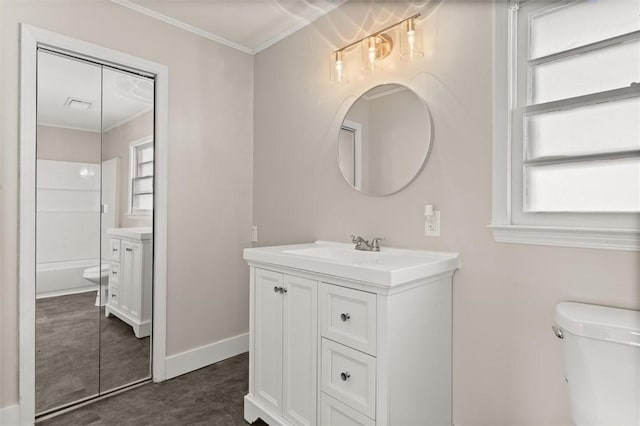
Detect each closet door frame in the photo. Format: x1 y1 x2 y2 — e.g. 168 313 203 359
19 24 169 425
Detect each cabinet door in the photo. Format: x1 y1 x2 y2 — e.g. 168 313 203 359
254 268 284 414
282 275 318 426
120 241 142 318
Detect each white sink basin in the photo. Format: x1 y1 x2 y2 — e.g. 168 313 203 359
244 241 460 287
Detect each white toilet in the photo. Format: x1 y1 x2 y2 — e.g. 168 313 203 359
82 263 110 306
554 302 640 426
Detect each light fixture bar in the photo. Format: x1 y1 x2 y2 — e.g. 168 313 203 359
333 13 421 54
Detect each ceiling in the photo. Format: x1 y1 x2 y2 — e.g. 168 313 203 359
111 0 348 54
38 51 154 132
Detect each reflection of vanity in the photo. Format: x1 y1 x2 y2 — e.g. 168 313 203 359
244 241 460 426
106 227 152 338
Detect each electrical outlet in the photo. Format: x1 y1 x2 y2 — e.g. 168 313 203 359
424 210 441 237
250 225 258 242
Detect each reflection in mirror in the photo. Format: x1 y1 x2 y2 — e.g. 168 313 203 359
35 51 154 416
338 84 432 196
100 67 154 393
35 51 102 413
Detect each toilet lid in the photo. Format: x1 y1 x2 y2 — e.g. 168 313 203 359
85 263 110 274
556 302 640 347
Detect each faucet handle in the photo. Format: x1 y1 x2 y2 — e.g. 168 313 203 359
351 234 363 243
371 237 385 251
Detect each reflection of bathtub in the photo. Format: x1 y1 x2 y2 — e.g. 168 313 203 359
36 259 100 298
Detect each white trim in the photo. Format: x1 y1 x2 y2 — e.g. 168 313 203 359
0 404 20 426
490 1 640 251
109 0 254 55
165 333 249 380
19 24 169 425
36 122 101 133
127 135 154 216
35 286 97 300
489 225 640 251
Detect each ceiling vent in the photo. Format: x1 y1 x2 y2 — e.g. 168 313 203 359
64 97 93 111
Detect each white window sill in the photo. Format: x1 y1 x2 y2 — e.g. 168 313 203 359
489 225 640 251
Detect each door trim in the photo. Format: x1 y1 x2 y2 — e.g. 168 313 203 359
19 24 169 425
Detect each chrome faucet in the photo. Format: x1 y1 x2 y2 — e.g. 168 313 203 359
351 235 385 252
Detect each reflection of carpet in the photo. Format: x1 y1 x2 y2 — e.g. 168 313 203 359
36 292 150 414
39 353 266 426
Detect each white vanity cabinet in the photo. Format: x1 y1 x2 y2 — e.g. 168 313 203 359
106 227 152 338
244 241 460 426
253 268 318 426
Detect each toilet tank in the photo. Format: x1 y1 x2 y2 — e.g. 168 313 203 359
555 302 640 426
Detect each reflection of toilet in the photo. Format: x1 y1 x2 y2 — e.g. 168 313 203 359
82 264 109 306
554 302 640 425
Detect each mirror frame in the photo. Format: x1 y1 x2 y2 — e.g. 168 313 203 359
336 83 434 196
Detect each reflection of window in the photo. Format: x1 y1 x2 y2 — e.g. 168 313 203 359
492 0 640 250
339 120 362 190
129 137 153 215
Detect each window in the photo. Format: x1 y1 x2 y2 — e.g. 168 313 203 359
492 0 640 250
129 137 154 215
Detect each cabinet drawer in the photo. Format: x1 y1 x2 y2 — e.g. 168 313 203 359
110 239 121 262
109 263 120 281
321 338 376 419
320 393 374 426
321 283 376 355
108 284 119 307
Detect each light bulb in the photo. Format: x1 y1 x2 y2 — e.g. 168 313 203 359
401 18 423 61
332 50 346 84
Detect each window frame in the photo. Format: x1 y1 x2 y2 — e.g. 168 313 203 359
128 135 154 217
491 0 640 251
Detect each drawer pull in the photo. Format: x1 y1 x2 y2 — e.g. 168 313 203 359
340 313 351 322
125 248 132 252
112 248 117 252
111 294 116 298
340 371 351 381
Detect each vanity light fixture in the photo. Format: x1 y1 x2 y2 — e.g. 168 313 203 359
330 13 422 84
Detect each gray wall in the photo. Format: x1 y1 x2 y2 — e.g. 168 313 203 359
1 0 253 408
36 125 101 163
103 110 154 228
252 1 639 425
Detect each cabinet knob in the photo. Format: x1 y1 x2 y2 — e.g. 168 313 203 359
340 371 351 381
340 313 350 322
282 287 288 294
274 286 279 293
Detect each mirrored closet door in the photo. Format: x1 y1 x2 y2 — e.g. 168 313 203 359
35 49 154 416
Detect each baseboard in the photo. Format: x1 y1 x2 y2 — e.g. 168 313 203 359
0 404 20 426
36 285 96 299
165 332 249 380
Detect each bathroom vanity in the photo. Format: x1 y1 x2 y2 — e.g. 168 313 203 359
243 241 460 426
106 227 153 338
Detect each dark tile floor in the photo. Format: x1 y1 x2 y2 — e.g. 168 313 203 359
38 352 266 426
36 292 151 413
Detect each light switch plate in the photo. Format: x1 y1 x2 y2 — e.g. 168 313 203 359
250 225 258 242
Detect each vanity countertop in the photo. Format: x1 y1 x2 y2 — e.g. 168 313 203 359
107 227 152 241
244 240 460 287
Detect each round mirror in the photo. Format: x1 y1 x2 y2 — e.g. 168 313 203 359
337 84 433 196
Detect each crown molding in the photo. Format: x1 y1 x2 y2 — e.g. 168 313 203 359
111 0 348 55
110 0 254 55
